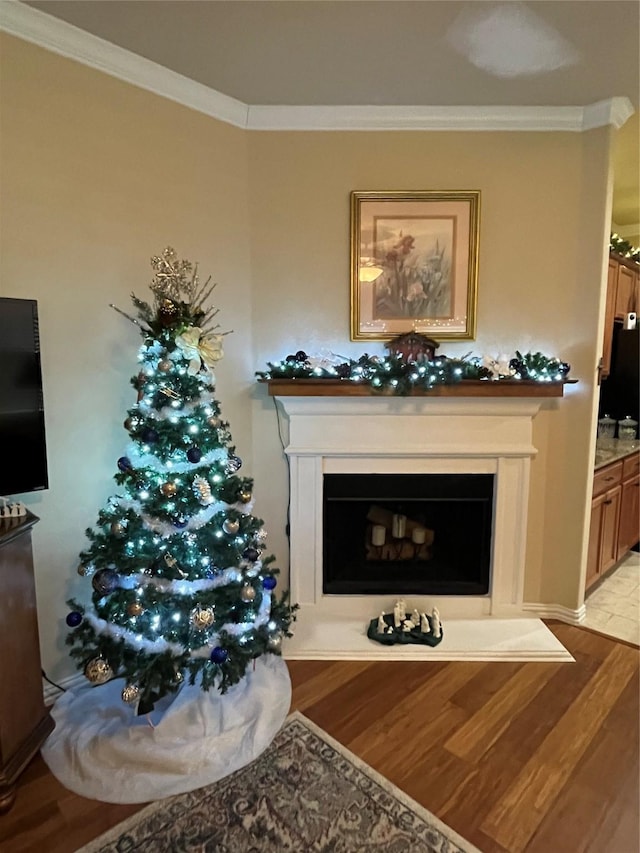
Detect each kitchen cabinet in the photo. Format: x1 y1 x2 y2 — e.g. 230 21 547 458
600 254 638 382
614 262 637 320
586 450 640 593
617 453 640 558
0 512 54 813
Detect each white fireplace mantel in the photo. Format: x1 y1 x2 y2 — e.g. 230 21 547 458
272 390 572 661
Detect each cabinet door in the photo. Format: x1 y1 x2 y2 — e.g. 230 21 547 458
615 264 635 318
586 493 605 591
601 259 619 379
600 485 622 574
618 475 640 558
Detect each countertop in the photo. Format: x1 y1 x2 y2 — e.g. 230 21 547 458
594 439 639 471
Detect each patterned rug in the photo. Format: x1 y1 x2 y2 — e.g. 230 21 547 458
77 711 479 852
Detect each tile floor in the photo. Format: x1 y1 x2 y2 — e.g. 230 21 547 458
584 550 640 646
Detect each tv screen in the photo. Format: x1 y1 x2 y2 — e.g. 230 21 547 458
0 298 49 495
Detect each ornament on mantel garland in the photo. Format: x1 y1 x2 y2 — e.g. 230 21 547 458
256 334 572 397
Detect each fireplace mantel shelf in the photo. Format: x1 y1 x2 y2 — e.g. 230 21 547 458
262 379 575 398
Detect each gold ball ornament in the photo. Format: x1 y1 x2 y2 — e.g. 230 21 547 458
191 606 215 630
161 482 177 497
158 359 172 373
84 657 114 684
77 563 94 577
121 684 140 704
238 489 252 504
127 602 144 617
111 521 127 537
124 416 139 431
207 415 221 428
174 670 184 684
241 585 257 602
222 518 240 536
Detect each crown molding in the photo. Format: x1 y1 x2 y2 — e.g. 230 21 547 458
247 104 591 132
583 97 635 131
0 1 249 128
1 1 635 134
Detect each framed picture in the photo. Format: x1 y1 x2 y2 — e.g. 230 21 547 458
350 191 480 342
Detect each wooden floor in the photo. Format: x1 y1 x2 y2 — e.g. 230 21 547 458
1 622 638 853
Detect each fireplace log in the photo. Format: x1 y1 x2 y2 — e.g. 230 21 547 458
365 533 432 561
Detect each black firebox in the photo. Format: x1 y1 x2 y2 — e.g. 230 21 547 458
323 473 494 596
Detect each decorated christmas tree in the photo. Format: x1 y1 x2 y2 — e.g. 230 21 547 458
66 248 295 715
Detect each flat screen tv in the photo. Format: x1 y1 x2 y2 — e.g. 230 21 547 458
0 297 49 495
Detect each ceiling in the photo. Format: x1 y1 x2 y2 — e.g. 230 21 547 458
22 0 640 240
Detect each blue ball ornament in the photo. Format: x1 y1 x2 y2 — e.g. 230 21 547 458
173 517 189 529
242 547 260 562
210 646 228 664
141 427 159 444
66 611 83 627
117 456 132 472
187 446 202 463
262 575 277 591
92 568 120 595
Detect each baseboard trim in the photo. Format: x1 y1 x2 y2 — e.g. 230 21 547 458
521 602 586 625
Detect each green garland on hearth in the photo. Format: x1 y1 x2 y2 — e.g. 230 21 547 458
610 233 640 264
256 349 571 396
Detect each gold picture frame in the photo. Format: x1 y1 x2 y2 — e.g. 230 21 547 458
350 190 480 342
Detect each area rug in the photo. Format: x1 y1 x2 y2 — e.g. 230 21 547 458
76 711 479 853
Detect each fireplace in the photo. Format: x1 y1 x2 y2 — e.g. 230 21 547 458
323 473 493 596
268 391 572 660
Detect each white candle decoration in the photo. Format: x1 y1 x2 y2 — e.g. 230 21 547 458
420 613 431 634
411 608 420 625
392 514 407 539
411 527 426 544
432 606 442 638
393 604 401 627
397 599 406 621
377 611 386 633
371 525 386 546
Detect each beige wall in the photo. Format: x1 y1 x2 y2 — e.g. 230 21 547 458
0 35 254 681
1 34 614 683
247 129 612 611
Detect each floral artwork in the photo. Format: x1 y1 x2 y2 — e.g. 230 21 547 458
374 221 452 320
351 192 480 342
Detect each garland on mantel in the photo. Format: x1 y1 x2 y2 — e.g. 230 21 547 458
610 233 640 264
257 349 571 396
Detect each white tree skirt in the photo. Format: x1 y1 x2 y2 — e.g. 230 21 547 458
41 655 291 804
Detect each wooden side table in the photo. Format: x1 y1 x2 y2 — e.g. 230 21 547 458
0 511 54 812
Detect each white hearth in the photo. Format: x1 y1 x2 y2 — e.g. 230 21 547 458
274 391 572 662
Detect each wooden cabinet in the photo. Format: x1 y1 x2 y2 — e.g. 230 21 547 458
587 452 640 593
586 462 623 591
614 262 637 319
0 512 54 813
617 453 640 558
599 254 640 381
600 254 638 381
